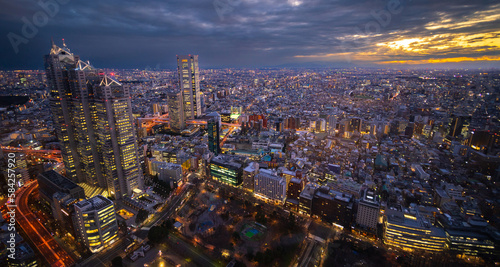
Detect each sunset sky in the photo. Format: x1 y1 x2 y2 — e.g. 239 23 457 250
0 0 499 69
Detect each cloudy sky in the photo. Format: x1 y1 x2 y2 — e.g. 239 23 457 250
0 0 499 69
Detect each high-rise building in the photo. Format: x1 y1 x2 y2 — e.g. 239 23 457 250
356 189 380 233
312 187 354 227
209 156 243 186
349 117 362 132
166 89 185 132
177 55 201 119
157 163 183 188
299 183 319 215
45 40 100 184
285 178 303 211
448 115 470 138
91 76 144 198
44 41 143 199
254 169 286 203
74 195 118 253
207 117 220 155
242 162 259 191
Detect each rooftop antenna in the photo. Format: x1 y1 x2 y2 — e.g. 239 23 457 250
62 38 70 52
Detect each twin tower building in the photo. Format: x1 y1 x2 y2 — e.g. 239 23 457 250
45 40 201 199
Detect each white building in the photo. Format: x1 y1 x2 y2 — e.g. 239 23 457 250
158 163 183 188
254 169 286 203
73 195 118 253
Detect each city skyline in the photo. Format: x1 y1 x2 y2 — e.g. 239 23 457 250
0 0 499 70
1 1 499 267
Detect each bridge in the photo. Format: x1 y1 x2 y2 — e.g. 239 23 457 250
1 146 62 162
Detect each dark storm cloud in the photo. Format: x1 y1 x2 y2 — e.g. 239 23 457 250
0 0 498 69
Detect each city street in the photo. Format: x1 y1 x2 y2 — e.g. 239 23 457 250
16 181 75 267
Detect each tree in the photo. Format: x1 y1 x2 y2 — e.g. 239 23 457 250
111 256 123 267
286 213 296 230
162 219 174 231
135 209 149 224
189 222 196 232
232 231 240 241
255 210 267 225
148 225 168 244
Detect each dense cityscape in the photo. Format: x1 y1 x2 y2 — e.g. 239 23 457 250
1 0 500 266
0 41 499 267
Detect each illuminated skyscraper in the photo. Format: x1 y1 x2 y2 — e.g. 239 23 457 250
74 195 118 253
44 40 103 185
45 40 143 199
207 116 220 155
166 89 185 132
90 76 144 198
177 55 201 119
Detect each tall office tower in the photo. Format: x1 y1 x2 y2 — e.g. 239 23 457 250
45 41 143 198
90 76 144 198
207 117 220 155
74 195 118 253
166 90 185 132
45 40 101 184
327 115 337 134
177 55 201 119
448 115 470 137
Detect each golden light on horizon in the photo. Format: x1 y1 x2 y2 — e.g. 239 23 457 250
294 3 500 65
378 55 500 65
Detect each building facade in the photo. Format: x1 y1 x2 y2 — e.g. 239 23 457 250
209 157 243 186
44 41 143 199
384 209 446 253
356 189 380 233
177 55 201 119
73 195 118 253
166 89 185 132
254 169 286 203
208 117 220 155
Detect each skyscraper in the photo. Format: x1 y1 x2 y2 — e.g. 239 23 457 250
90 76 144 198
177 55 201 119
207 117 220 155
45 40 101 184
45 40 143 199
166 89 185 132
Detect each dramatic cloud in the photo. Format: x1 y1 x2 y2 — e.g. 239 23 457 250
0 0 498 69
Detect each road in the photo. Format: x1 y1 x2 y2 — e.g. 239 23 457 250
16 181 75 267
1 146 62 162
